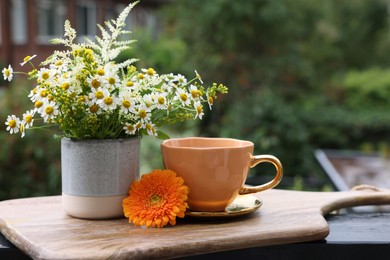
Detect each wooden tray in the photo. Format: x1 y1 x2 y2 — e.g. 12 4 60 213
1 186 390 259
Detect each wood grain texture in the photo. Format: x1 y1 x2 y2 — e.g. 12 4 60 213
1 187 390 260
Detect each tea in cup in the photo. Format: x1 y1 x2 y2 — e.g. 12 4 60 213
161 137 283 212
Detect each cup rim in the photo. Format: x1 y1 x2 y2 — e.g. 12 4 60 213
161 137 253 150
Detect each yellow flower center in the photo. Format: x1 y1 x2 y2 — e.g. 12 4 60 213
127 124 135 132
35 101 43 108
4 69 10 77
138 109 147 118
23 56 31 62
8 119 16 128
25 115 33 123
146 68 155 76
61 82 70 90
45 106 54 115
122 100 131 108
191 90 198 99
90 104 99 113
136 122 142 129
42 72 50 80
196 105 203 114
208 96 214 105
180 93 188 102
48 95 54 101
55 60 63 66
138 73 145 80
40 90 49 98
91 79 100 88
107 77 116 85
126 81 134 87
97 69 105 76
104 97 113 105
95 91 104 99
158 96 165 105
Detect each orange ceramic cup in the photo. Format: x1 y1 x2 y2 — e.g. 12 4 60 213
161 137 283 212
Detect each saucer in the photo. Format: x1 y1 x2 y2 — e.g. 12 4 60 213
185 195 262 218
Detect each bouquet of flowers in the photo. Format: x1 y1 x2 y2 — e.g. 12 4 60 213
3 2 227 140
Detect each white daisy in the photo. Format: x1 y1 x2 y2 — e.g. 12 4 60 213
2 65 13 81
189 84 201 100
22 110 35 128
40 101 59 122
207 93 214 110
194 101 204 119
100 94 118 111
173 74 187 85
89 87 110 104
176 88 191 106
5 115 20 134
119 91 136 114
145 122 157 136
37 68 54 83
155 92 168 110
123 122 137 135
136 103 151 123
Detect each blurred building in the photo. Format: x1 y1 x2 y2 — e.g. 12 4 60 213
0 0 166 69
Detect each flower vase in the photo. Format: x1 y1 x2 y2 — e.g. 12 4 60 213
61 137 140 219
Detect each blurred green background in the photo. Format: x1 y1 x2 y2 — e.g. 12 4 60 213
3 0 390 200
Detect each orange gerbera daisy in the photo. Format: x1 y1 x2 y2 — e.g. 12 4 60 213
122 169 189 228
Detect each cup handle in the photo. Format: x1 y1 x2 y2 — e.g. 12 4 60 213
239 155 283 195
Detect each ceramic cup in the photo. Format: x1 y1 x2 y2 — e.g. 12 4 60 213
161 137 283 212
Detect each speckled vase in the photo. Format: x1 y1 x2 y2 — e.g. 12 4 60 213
61 137 140 219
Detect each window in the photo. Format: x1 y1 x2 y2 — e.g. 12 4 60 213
76 0 97 41
37 0 66 44
11 0 27 44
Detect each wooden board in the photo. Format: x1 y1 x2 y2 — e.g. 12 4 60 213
1 186 390 259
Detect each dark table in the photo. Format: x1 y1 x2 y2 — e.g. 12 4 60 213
2 212 390 260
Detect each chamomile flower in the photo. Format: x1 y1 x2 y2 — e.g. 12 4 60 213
143 94 155 109
2 65 13 81
189 85 201 100
28 87 39 102
87 75 102 89
22 110 35 128
123 122 137 135
35 87 50 102
173 74 187 85
104 74 121 89
5 115 20 134
176 88 191 106
37 68 54 83
136 104 151 123
89 87 110 104
100 94 118 111
194 101 204 119
207 92 214 110
40 101 59 122
155 92 168 110
145 122 157 136
119 92 136 113
88 103 103 115
20 55 37 66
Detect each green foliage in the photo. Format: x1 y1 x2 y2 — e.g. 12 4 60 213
162 0 390 190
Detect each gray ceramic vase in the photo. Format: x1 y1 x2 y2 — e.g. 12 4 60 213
61 137 140 219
